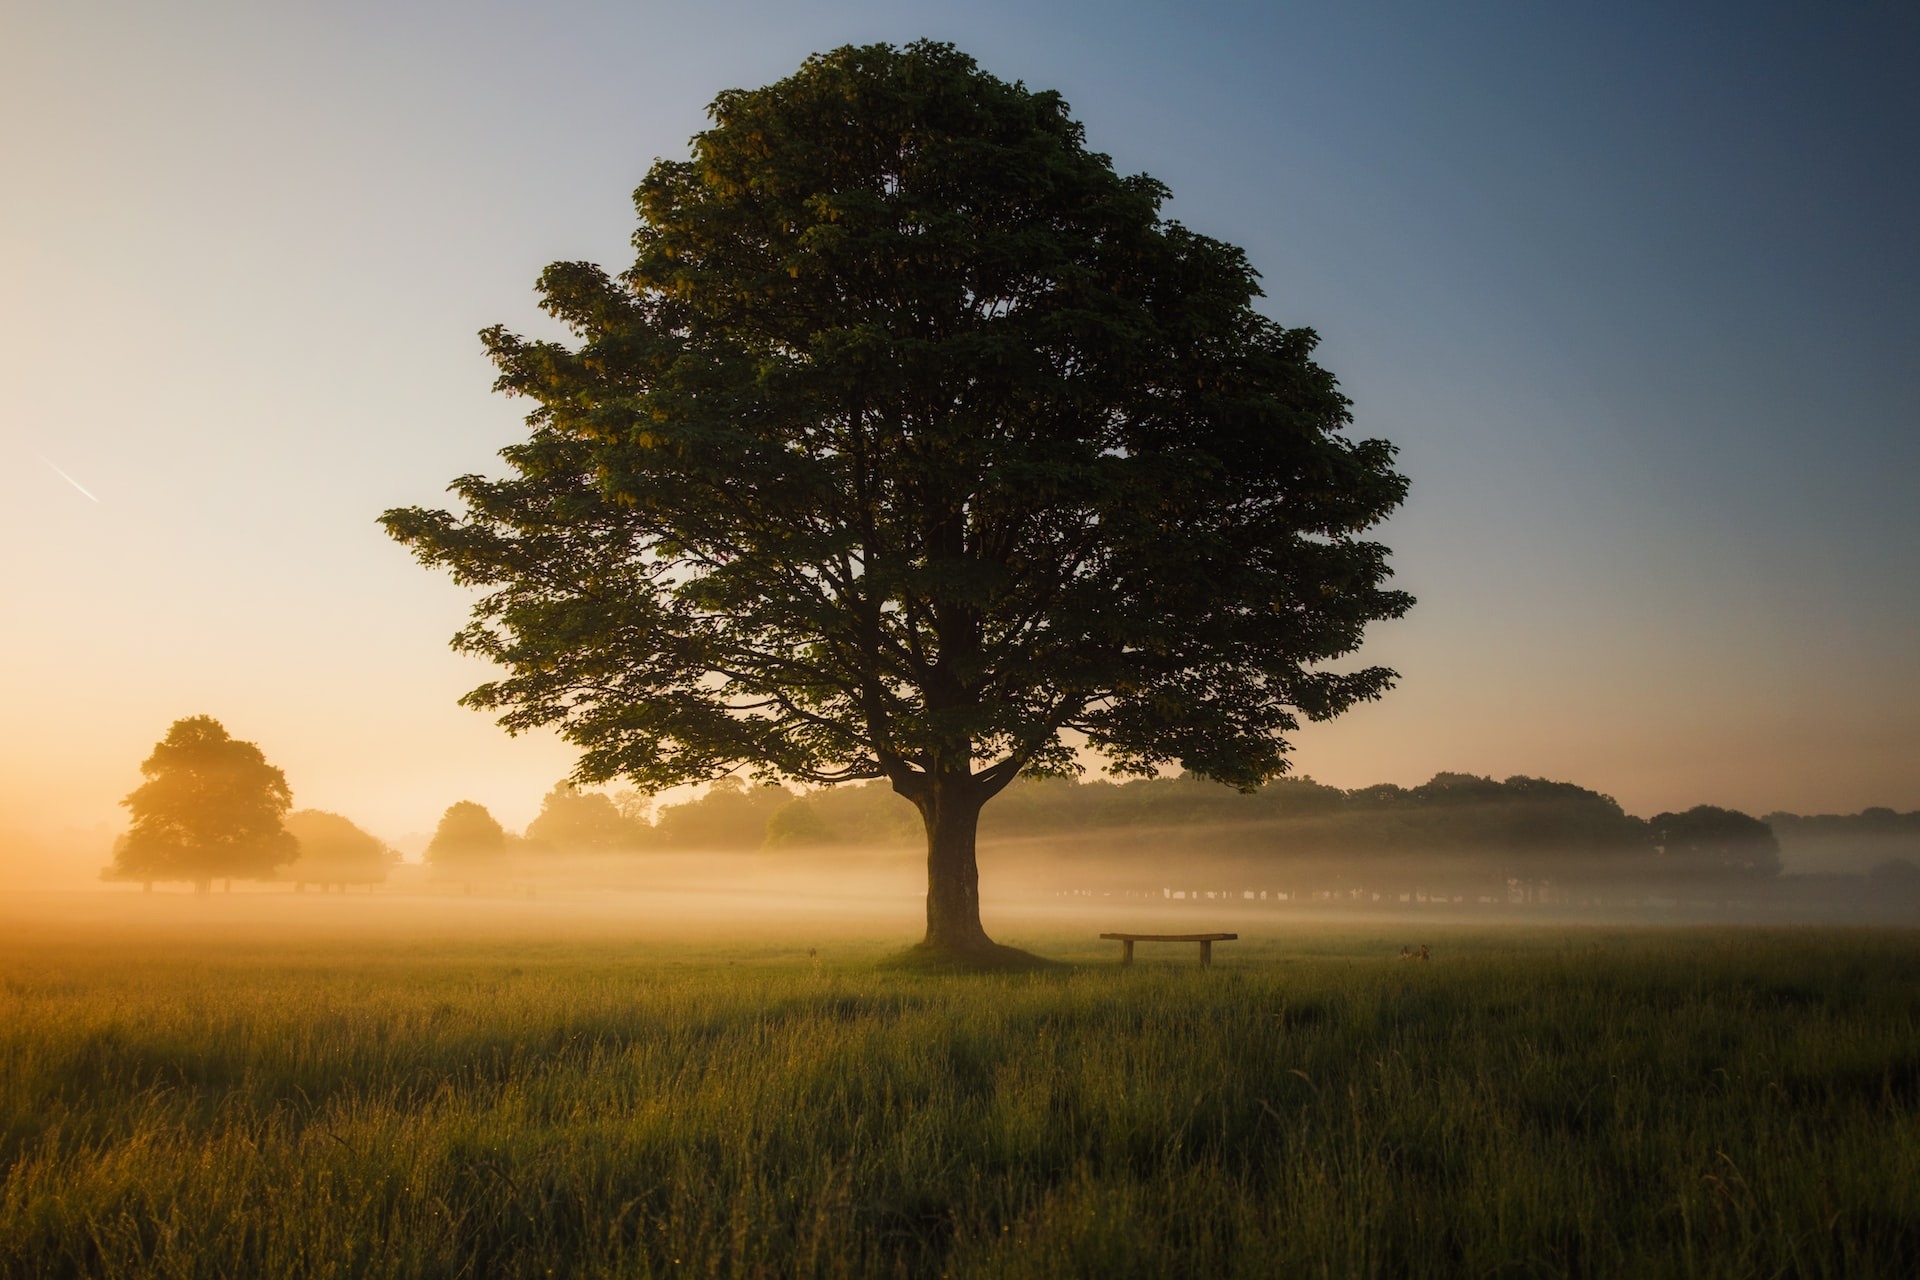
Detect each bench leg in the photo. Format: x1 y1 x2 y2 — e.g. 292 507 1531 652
1200 939 1212 968
1122 939 1134 966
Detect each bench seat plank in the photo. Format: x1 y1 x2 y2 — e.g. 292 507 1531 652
1099 932 1237 942
1100 932 1238 966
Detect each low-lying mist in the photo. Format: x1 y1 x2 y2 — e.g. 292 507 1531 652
11 770 1918 933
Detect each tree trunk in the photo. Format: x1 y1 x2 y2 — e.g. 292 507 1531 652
917 775 992 953
195 879 210 895
887 763 1044 970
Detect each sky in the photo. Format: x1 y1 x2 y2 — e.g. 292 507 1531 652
2 0 1916 848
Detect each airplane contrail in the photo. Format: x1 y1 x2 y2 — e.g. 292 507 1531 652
38 454 100 503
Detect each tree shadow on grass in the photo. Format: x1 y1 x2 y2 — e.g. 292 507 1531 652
877 939 1067 975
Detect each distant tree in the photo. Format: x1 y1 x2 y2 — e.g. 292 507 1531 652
764 796 837 849
1258 777 1352 818
1650 805 1781 879
107 716 296 893
1764 807 1920 875
654 777 795 850
787 780 921 846
1472 776 1649 854
1343 782 1410 807
610 788 655 825
283 810 392 889
524 782 650 852
976 770 1340 836
381 42 1410 964
1766 807 1920 837
426 801 508 880
1406 772 1512 806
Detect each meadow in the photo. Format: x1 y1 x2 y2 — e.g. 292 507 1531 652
1 897 1916 1278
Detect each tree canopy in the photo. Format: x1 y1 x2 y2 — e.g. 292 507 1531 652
426 801 507 875
524 782 651 852
108 716 295 891
1650 805 1782 880
382 41 1411 960
283 809 393 886
653 776 796 850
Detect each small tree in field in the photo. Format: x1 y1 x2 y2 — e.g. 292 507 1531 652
109 716 296 893
383 42 1411 964
426 800 508 884
284 809 393 890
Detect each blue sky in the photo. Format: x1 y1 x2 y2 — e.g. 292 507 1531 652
2 0 1915 841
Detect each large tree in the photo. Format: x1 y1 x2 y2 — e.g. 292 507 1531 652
109 715 296 893
383 41 1411 963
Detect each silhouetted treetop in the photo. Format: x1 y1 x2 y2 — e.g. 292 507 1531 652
381 41 1411 958
1767 807 1920 837
1650 805 1781 879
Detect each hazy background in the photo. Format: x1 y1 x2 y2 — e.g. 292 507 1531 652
4 0 1916 858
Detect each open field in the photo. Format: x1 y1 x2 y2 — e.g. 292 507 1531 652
1 895 1916 1278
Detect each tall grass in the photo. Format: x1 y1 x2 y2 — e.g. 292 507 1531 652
2 925 1916 1277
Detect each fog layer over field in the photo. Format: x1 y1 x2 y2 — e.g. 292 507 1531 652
9 772 1919 928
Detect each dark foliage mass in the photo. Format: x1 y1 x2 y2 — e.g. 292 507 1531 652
982 770 1652 857
420 768 1914 897
1648 805 1782 880
1770 808 1920 837
585 770 1799 885
381 41 1410 954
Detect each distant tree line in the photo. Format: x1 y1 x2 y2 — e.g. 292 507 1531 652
111 715 1909 895
417 770 1918 886
1766 808 1920 838
1764 807 1920 888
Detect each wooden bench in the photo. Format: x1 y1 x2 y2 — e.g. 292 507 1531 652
1100 932 1238 967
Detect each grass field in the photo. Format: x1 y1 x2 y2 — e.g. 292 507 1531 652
1 900 1916 1278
